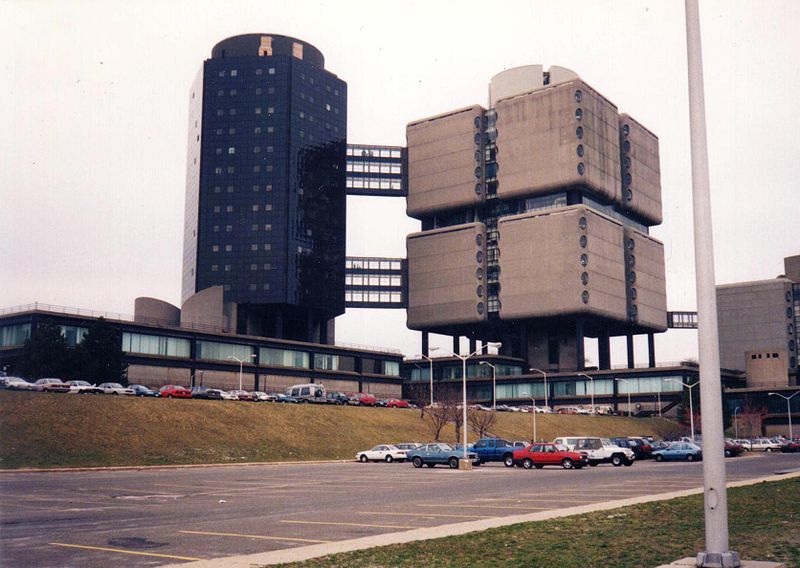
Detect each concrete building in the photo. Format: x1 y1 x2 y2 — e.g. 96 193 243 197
405 65 667 372
182 34 347 343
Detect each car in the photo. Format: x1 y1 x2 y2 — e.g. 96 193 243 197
348 393 378 406
325 392 349 405
650 440 672 451
252 391 275 402
65 380 103 394
653 442 703 462
611 437 653 460
191 386 225 400
33 378 71 393
513 443 589 470
779 440 800 453
395 443 421 451
355 444 408 463
230 390 258 401
732 439 753 451
749 438 782 452
512 440 529 449
469 438 516 466
557 407 579 414
96 382 135 395
724 440 745 458
287 383 327 403
129 384 158 397
1 377 36 391
158 384 191 398
407 443 481 469
275 393 299 403
385 399 410 409
553 436 635 467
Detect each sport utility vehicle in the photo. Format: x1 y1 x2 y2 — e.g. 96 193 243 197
552 436 635 467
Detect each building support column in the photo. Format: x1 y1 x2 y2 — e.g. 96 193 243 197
469 337 477 355
598 330 611 370
627 334 635 369
453 335 460 356
575 319 585 371
648 333 656 368
422 332 430 357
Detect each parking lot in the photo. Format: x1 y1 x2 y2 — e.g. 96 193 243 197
0 452 797 567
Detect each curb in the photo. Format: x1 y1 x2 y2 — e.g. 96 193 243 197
164 471 800 568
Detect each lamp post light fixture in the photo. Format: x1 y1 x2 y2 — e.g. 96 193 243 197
768 391 799 440
418 346 440 407
529 367 548 409
446 342 502 463
578 373 595 415
227 354 257 391
666 378 699 442
199 369 204 387
733 406 740 439
615 378 632 417
479 361 497 411
522 391 537 443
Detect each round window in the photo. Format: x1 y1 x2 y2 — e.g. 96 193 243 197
630 288 637 300
477 285 484 298
628 254 636 267
474 116 482 128
477 302 485 315
790 340 796 352
628 271 637 284
624 173 632 185
474 133 482 145
581 272 589 285
623 140 631 153
625 189 634 201
474 183 482 195
629 305 638 318
577 162 585 175
788 308 793 318
624 157 632 168
476 267 484 280
579 216 587 230
622 124 630 136
576 126 584 139
476 234 483 246
476 250 484 263
581 291 590 304
575 89 583 102
475 150 482 162
580 235 588 248
789 324 795 335
627 238 635 251
575 108 583 121
474 167 482 178
577 144 584 157
580 253 588 267
787 291 793 302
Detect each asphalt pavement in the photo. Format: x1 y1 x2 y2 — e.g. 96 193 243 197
0 452 797 567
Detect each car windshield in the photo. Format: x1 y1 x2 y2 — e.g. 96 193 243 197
436 444 455 451
107 383 122 388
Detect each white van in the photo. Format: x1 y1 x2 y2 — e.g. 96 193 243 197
287 383 326 403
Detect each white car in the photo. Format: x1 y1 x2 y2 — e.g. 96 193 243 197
749 438 782 452
2 377 36 391
552 436 635 466
96 382 135 395
356 444 408 463
65 380 103 394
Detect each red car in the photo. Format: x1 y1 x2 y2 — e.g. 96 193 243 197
513 443 589 470
349 393 377 406
230 390 257 402
159 385 192 399
386 399 410 408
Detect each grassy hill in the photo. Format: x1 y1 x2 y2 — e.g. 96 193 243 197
0 391 684 469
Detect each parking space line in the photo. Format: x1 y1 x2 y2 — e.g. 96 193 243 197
474 497 599 503
280 520 415 529
179 530 331 543
416 503 549 511
49 543 202 561
359 511 494 519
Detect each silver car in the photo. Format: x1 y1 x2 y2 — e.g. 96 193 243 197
96 382 134 395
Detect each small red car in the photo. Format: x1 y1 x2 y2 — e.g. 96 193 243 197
159 385 192 399
513 442 589 470
386 399 410 408
349 393 377 406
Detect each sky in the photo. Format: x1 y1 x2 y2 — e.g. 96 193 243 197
2 0 798 366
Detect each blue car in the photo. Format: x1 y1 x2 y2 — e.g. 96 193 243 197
653 442 702 462
407 443 481 469
129 384 158 397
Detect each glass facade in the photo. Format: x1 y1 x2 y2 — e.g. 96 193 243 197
614 376 684 394
0 323 31 347
346 144 407 196
314 353 338 370
59 325 88 347
122 332 191 358
260 346 310 368
344 257 405 308
196 340 254 362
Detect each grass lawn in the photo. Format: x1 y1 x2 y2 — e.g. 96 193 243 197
0 390 681 469
278 478 800 568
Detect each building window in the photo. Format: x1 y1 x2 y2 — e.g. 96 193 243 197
228 147 235 154
230 70 238 76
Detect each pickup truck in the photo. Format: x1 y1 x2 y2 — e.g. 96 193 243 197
469 438 516 467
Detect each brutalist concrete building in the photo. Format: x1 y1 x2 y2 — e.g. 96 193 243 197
405 65 667 371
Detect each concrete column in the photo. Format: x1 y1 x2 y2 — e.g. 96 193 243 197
626 334 635 369
469 337 477 355
422 332 430 357
599 330 611 370
453 335 460 355
648 333 656 368
575 319 585 371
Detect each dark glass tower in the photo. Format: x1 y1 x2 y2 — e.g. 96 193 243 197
182 34 347 342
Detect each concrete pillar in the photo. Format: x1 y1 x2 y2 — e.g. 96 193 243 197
599 330 611 370
648 333 656 368
453 335 460 355
627 334 635 369
469 337 477 355
575 319 585 371
422 332 430 357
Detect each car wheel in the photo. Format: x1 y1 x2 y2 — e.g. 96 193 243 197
724 449 732 458
412 457 423 468
503 454 514 467
113 391 118 395
623 459 633 467
359 454 368 463
588 461 598 467
167 394 173 399
385 455 394 463
562 458 574 470
611 455 623 467
448 457 459 469
655 454 664 462
687 454 695 462
522 458 533 469
765 447 773 453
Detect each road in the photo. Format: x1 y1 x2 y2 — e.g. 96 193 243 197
0 452 797 567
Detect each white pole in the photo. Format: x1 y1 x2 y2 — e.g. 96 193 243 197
530 368 548 409
733 406 739 439
480 361 497 411
658 389 662 417
532 397 536 443
452 343 500 463
579 373 594 415
420 349 439 406
688 384 695 442
769 392 798 439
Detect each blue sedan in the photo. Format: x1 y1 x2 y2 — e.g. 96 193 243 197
653 442 702 462
407 443 481 469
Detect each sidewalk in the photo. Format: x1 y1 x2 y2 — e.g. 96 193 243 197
165 471 800 568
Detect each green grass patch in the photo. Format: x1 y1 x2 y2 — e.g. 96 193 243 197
279 478 800 568
0 391 681 469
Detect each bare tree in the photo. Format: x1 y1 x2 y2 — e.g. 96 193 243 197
425 403 450 441
404 382 429 419
468 407 497 438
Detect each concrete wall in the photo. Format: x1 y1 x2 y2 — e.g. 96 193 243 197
134 298 181 326
362 381 402 399
407 222 487 329
717 279 794 372
745 350 789 388
623 228 668 332
127 364 192 388
495 80 620 204
618 114 662 225
407 104 486 217
784 254 800 282
498 206 627 322
181 286 229 332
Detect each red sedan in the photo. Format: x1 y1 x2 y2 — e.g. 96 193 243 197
513 443 589 470
386 399 410 408
159 385 192 399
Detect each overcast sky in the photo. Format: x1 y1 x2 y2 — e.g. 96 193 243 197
2 0 798 365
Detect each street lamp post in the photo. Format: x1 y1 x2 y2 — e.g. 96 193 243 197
529 367 548 410
522 391 537 443
768 392 798 439
227 354 256 391
666 379 699 442
657 389 662 418
479 361 497 411
615 378 632 417
446 342 501 463
199 369 204 387
578 373 595 415
733 406 740 439
418 347 440 407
